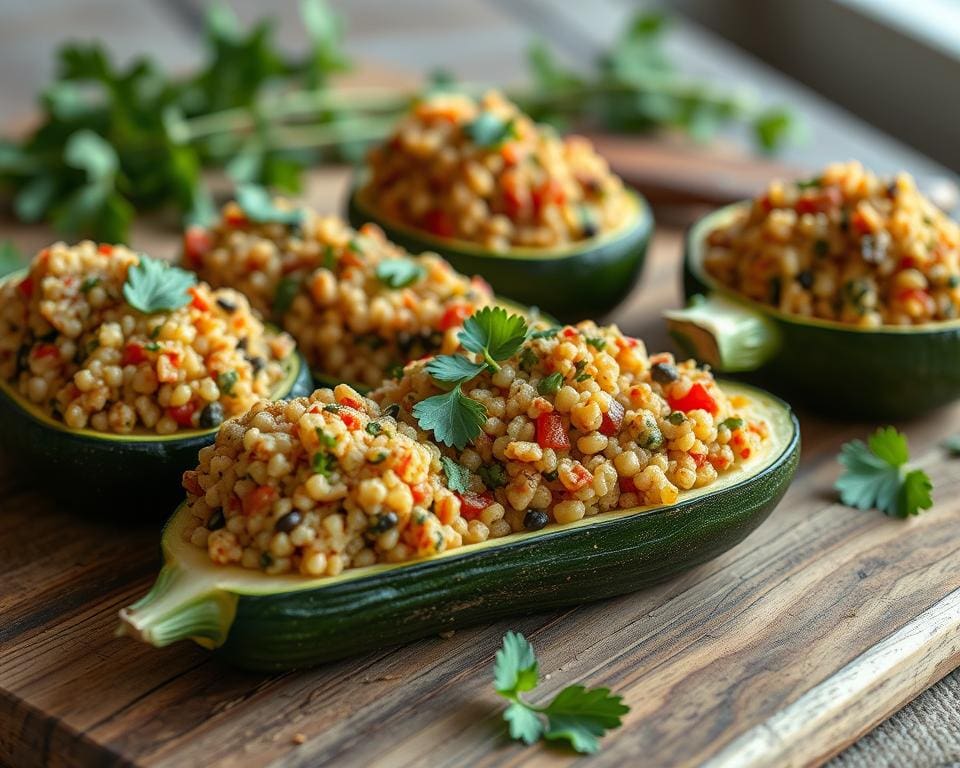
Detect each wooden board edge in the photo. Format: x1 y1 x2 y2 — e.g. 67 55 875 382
701 586 960 768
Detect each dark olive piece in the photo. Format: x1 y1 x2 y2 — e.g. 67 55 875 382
260 552 274 569
248 355 266 374
651 362 679 384
275 510 303 533
216 297 237 313
523 509 549 531
369 511 399 533
236 337 248 351
798 270 814 289
198 401 225 429
207 509 225 530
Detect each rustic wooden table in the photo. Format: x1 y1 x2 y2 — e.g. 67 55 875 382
1 2 959 766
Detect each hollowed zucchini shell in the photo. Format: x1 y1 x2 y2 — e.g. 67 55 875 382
668 203 960 419
0 295 312 511
347 183 653 322
119 381 799 671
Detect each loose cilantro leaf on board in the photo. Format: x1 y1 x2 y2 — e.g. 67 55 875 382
412 384 486 450
122 255 196 313
236 184 304 226
425 354 486 383
375 258 426 289
464 112 516 147
835 427 933 519
459 306 528 372
493 631 628 754
439 456 471 493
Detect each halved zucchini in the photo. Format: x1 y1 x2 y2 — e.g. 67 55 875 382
0 344 312 509
666 203 960 418
118 381 799 670
347 182 653 322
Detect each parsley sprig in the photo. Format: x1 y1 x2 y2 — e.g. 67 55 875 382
835 427 933 518
412 307 528 449
123 255 196 313
495 632 628 754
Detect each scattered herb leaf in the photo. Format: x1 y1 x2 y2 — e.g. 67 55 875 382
312 451 337 477
465 112 516 147
459 306 528 372
478 463 508 489
412 383 486 450
425 354 486 383
538 372 563 395
440 456 471 493
835 427 933 519
376 258 426 289
494 631 628 754
273 276 301 318
217 370 238 395
236 184 304 226
527 326 561 340
122 255 196 313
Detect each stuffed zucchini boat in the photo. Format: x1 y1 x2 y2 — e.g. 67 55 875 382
120 318 798 670
666 162 960 418
346 90 652 321
0 244 311 503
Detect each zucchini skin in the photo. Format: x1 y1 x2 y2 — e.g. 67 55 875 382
684 214 960 418
218 417 799 670
0 353 312 513
347 191 653 323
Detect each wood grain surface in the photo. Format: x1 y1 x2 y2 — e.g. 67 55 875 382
1 167 960 768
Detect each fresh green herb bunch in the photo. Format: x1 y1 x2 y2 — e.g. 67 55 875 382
0 7 796 244
494 631 629 754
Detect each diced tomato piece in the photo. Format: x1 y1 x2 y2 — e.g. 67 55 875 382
243 485 276 516
562 327 578 339
599 399 625 436
122 343 147 366
851 210 872 235
668 383 718 415
566 463 593 491
189 286 210 312
740 448 752 460
181 470 202 497
225 209 248 228
758 194 774 213
166 402 197 427
339 396 363 410
690 452 707 468
898 256 917 270
97 244 114 255
17 277 34 299
34 343 60 359
340 411 361 430
439 304 471 331
423 209 456 238
183 226 213 268
532 179 565 212
411 483 430 505
501 142 522 165
457 491 493 520
618 475 637 493
536 412 570 450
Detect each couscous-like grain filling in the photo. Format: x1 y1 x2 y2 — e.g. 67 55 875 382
361 90 633 250
0 242 294 434
704 161 960 326
372 320 767 535
184 206 495 388
182 385 469 575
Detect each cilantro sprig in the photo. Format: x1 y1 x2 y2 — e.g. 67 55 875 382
376 258 426 289
495 631 628 754
835 427 933 518
123 255 196 313
413 307 528 449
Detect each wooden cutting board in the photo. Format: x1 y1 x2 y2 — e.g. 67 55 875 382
1 165 959 768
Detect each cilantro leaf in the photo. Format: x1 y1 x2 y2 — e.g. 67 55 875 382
439 456 471 493
835 427 933 518
459 307 528 371
236 184 304 226
493 632 627 754
527 326 561 340
376 258 425 289
412 384 486 450
425 354 485 383
123 255 196 313
464 112 516 147
495 631 540 695
273 275 301 319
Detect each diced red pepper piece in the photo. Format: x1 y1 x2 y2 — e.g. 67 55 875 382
338 396 363 411
17 277 34 299
457 491 493 520
189 286 210 312
599 399 625 436
439 303 471 331
536 412 570 450
182 470 203 497
122 343 147 366
183 226 213 268
690 452 707 468
34 343 60 359
166 402 197 427
424 209 456 238
225 209 248 228
618 475 637 493
340 411 361 430
668 383 718 415
411 483 430 505
532 179 565 213
97 244 114 255
243 485 276 516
